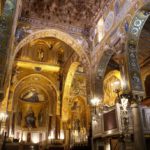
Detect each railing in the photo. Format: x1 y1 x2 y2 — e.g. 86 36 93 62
70 142 89 150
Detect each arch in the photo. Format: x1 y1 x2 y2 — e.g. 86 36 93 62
125 3 150 95
144 75 150 97
93 49 114 100
13 29 90 65
13 74 57 94
62 62 80 121
7 29 90 98
103 70 122 106
11 74 58 115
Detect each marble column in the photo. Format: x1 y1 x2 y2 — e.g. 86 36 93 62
64 129 70 149
131 102 146 150
55 115 60 139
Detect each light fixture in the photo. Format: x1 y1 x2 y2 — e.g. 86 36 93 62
48 130 55 140
88 97 101 149
0 112 8 135
32 133 39 144
91 97 103 116
59 130 64 140
0 112 8 122
90 97 100 106
111 79 121 93
111 79 122 102
120 97 128 111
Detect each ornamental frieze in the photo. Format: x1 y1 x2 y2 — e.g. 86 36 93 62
19 17 90 38
126 10 150 94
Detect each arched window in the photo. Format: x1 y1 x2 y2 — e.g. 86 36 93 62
97 17 104 42
94 17 105 45
145 75 150 97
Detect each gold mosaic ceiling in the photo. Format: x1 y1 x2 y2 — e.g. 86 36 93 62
16 37 75 67
21 0 105 28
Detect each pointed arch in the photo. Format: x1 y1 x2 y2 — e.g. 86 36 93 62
125 3 150 95
93 49 114 100
11 74 58 115
62 62 80 121
13 29 90 65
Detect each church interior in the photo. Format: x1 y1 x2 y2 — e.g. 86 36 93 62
0 0 150 150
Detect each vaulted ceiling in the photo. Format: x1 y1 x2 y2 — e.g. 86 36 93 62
15 37 75 67
21 0 106 28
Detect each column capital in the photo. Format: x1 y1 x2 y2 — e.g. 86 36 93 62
130 102 139 108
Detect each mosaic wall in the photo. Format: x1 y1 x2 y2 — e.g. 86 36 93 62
92 0 150 98
0 0 16 96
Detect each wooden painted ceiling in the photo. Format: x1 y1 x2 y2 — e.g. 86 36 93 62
21 0 106 28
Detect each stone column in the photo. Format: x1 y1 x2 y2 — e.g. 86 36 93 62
55 115 60 139
104 139 111 150
131 102 146 150
88 113 92 150
64 128 70 149
124 11 150 150
49 115 55 141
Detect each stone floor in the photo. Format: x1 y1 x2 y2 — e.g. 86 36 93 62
0 143 66 150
